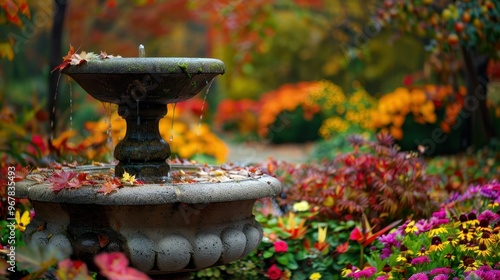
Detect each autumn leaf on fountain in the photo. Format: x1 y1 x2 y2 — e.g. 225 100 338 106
47 170 93 192
97 178 123 195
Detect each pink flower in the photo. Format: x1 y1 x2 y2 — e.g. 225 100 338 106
347 267 376 279
408 272 428 280
94 252 150 280
411 256 431 265
429 267 454 275
267 264 283 280
55 259 91 280
273 240 288 253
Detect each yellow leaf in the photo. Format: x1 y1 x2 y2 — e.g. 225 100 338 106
0 42 14 60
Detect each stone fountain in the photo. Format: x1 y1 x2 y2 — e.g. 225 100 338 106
15 52 281 278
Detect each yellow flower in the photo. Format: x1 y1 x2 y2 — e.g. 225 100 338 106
396 255 407 263
428 226 448 237
309 272 322 280
475 243 493 259
405 221 418 234
458 256 480 272
15 210 31 232
322 196 334 207
121 171 137 185
293 201 310 212
410 89 427 105
318 225 327 244
429 243 445 252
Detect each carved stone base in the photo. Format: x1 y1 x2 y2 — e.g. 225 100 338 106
16 170 281 276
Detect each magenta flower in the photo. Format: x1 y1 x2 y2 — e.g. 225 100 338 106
429 267 454 276
432 209 447 219
273 240 288 253
432 274 448 280
408 272 428 280
415 219 432 233
347 267 376 279
478 210 498 223
380 247 393 259
411 256 431 265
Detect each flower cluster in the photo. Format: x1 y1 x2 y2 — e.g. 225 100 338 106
257 81 325 137
318 86 377 138
214 80 377 143
78 101 228 163
367 180 500 279
214 98 260 135
372 85 465 140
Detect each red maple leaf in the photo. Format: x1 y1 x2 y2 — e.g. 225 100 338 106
51 44 75 72
47 170 78 192
97 178 122 195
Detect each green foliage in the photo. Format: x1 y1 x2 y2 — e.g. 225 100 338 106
195 209 359 280
426 142 500 198
310 131 375 161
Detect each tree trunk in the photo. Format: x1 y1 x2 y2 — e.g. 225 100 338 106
460 46 495 150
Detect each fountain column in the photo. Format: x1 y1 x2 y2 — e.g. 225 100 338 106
114 102 170 181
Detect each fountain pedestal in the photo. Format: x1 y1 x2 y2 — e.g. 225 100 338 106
114 103 170 181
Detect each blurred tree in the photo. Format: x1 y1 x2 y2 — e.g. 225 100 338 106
0 0 31 60
191 0 425 100
374 0 500 149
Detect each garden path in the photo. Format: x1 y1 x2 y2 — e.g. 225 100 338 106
225 141 314 165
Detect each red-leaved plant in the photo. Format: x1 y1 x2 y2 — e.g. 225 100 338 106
262 132 439 230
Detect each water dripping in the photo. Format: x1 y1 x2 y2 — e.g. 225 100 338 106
196 79 214 137
102 102 114 156
50 73 63 142
69 82 73 133
195 79 214 155
68 81 73 162
170 103 177 142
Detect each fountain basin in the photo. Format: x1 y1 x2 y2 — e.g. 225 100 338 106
16 168 281 276
61 58 225 105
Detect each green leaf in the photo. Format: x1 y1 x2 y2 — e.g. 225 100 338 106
287 254 299 270
263 250 274 258
276 254 289 265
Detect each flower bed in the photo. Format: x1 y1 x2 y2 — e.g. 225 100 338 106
372 85 466 155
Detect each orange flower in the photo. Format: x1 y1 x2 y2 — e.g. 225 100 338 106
349 215 402 247
277 212 308 240
314 225 330 253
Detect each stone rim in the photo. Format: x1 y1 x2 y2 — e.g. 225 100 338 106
15 175 281 205
61 57 225 75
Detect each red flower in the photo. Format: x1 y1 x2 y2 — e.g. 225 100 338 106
273 240 288 253
267 264 283 280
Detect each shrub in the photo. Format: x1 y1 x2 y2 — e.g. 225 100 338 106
263 133 440 230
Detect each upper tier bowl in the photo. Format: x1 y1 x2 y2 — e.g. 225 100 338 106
61 57 225 105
